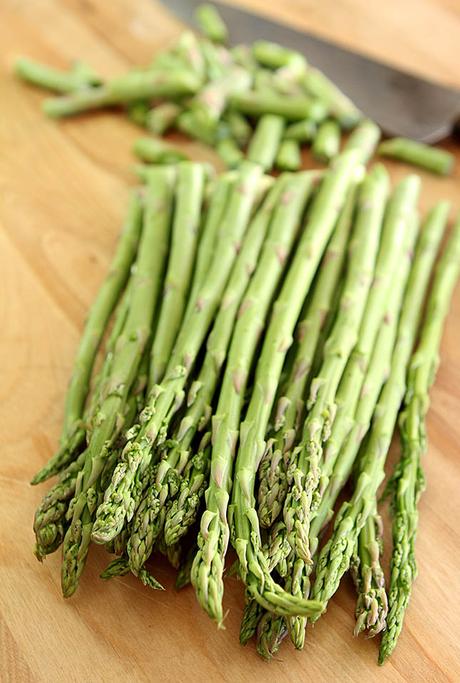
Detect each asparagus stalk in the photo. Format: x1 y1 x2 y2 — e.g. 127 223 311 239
302 67 362 128
282 164 390 572
162 178 287 548
247 114 285 170
126 178 286 570
312 119 341 162
344 119 381 164
61 168 176 596
229 150 362 620
195 4 229 43
380 211 460 663
94 164 263 548
149 163 206 385
191 171 319 625
350 510 388 637
275 139 301 171
230 91 328 122
14 56 100 93
311 201 448 615
31 194 143 485
257 182 358 529
173 31 207 81
378 137 454 176
43 70 201 118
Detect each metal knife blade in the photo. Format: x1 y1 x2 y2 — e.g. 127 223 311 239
157 0 460 143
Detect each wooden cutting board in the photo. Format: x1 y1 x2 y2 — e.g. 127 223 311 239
1 1 459 681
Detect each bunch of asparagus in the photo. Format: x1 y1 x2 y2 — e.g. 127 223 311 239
14 4 454 175
32 148 460 664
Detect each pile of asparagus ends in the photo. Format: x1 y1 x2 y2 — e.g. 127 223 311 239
15 4 454 175
32 150 460 664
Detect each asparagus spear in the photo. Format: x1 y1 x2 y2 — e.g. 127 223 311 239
191 171 319 625
350 510 388 637
31 194 143 485
312 119 341 162
378 137 454 176
61 168 176 596
247 114 285 170
344 119 381 164
93 164 263 548
380 212 460 663
229 150 362 620
149 163 206 385
126 178 286 570
256 612 288 660
195 4 229 43
257 182 358 529
162 178 287 548
282 164 390 571
311 201 448 615
43 70 201 118
231 91 328 122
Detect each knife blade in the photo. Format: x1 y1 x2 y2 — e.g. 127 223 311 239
157 0 460 143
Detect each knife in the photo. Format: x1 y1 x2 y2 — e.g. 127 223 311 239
157 0 460 143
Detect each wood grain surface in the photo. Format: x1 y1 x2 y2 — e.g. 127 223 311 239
1 1 459 681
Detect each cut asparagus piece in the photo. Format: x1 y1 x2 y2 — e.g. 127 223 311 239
217 137 244 168
344 119 381 164
302 67 362 128
247 114 285 170
62 167 176 596
312 119 341 162
14 56 100 93
276 139 301 171
191 171 319 625
133 137 189 164
284 118 317 143
146 102 182 135
231 90 328 122
378 137 454 175
311 200 448 616
195 4 229 43
31 193 143 485
380 209 460 663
